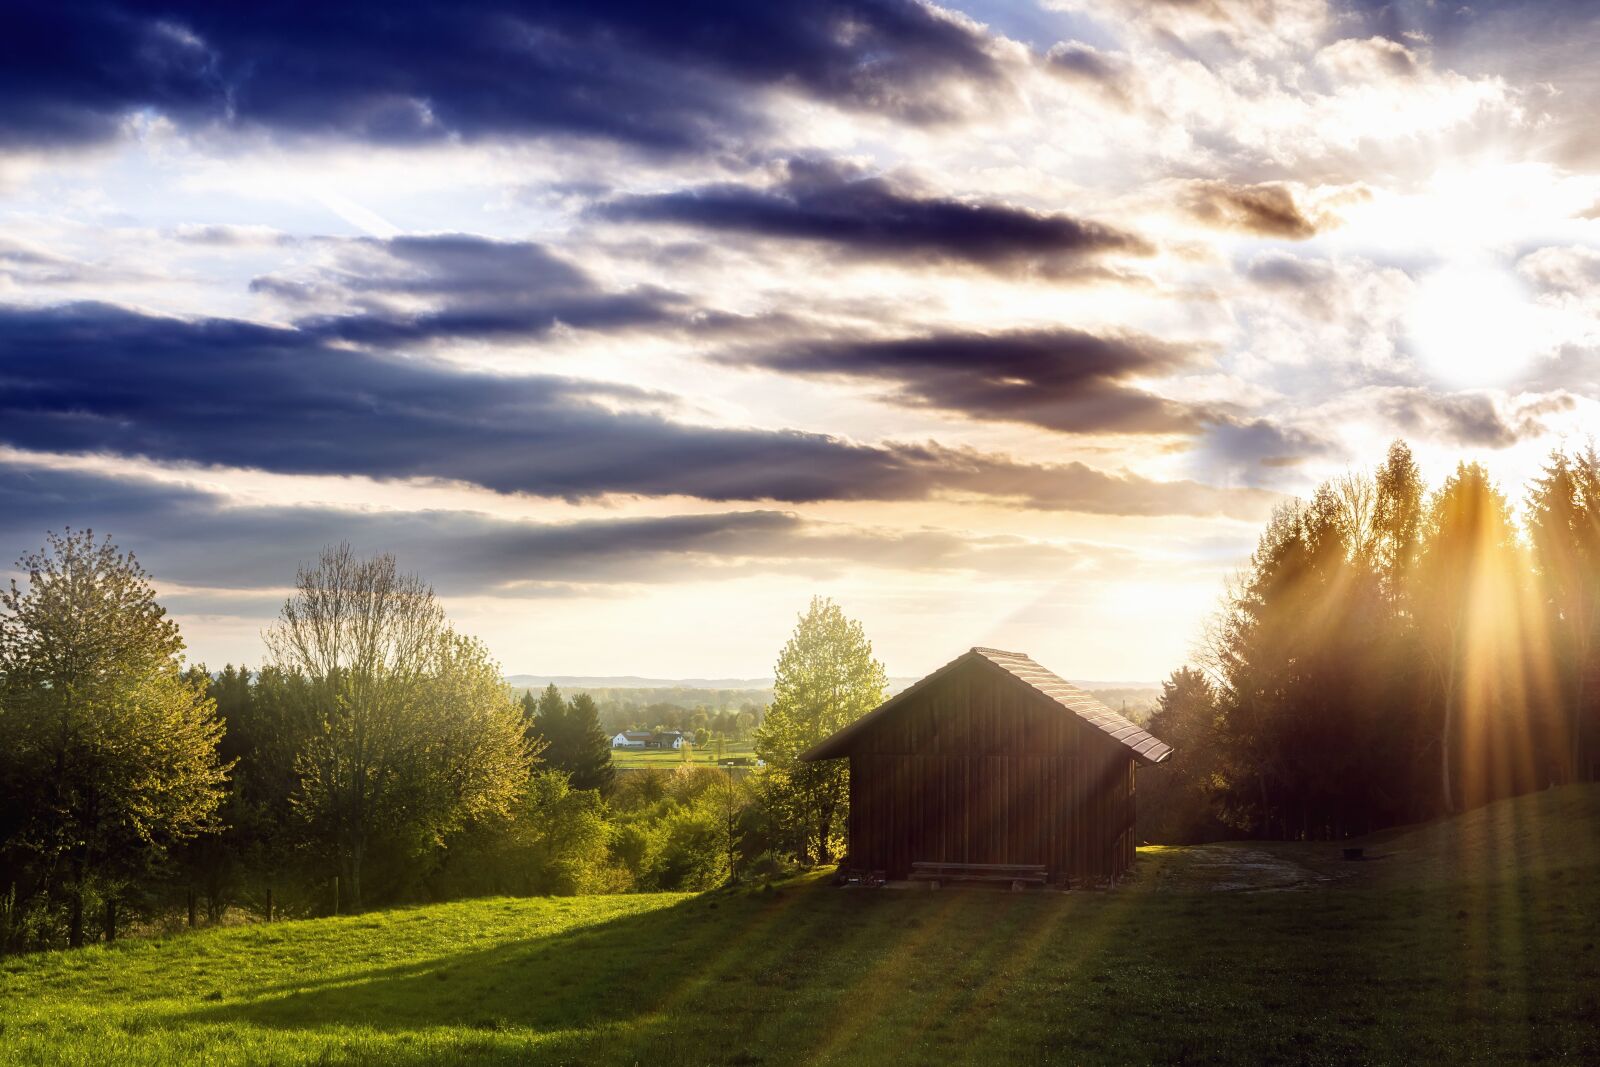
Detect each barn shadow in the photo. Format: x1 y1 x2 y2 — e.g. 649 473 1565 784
159 875 1166 1062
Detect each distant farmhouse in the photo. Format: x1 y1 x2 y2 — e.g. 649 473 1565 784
611 730 691 750
802 647 1172 887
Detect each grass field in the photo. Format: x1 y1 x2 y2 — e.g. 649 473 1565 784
4 786 1599 1065
610 739 755 769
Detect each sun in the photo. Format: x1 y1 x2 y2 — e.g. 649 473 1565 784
1409 262 1539 388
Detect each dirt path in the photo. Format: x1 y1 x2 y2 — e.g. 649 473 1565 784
1139 844 1332 892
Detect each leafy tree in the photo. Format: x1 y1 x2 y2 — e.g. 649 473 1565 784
755 597 886 864
265 545 531 909
0 530 229 947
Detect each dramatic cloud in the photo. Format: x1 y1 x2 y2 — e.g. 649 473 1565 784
732 328 1207 433
1375 388 1575 448
593 159 1149 275
0 302 1272 518
1045 42 1136 105
251 234 687 344
0 459 1119 598
10 0 1592 678
1181 181 1319 239
1193 418 1333 485
0 2 1004 153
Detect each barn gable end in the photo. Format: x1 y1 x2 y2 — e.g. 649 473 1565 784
800 647 1173 884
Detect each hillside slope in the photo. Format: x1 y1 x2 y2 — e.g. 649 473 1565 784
4 787 1598 1065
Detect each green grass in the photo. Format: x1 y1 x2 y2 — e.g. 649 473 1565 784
5 786 1600 1065
610 739 755 769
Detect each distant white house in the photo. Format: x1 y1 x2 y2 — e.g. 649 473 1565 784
611 730 692 750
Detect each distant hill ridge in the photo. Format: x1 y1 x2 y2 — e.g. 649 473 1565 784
506 674 1159 693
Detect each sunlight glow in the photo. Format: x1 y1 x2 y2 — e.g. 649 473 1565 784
1409 263 1539 387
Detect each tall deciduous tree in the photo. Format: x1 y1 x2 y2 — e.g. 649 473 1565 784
0 530 229 947
755 597 886 864
265 545 530 910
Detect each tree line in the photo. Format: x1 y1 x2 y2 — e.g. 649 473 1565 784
0 534 882 952
1142 441 1600 843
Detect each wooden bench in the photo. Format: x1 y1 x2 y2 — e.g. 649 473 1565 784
908 862 1048 889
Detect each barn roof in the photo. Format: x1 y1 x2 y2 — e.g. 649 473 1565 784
798 646 1173 765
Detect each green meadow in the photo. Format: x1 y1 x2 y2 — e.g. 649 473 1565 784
4 786 1598 1066
609 739 757 769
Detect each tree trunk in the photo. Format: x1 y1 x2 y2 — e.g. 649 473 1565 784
1574 647 1587 785
187 889 197 929
1441 666 1457 815
102 896 116 943
67 854 86 949
349 843 363 912
816 803 833 865
68 884 84 949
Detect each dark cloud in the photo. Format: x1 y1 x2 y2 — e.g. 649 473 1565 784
0 2 1002 153
1182 181 1318 239
731 328 1208 434
1377 388 1574 448
592 158 1150 275
0 301 1272 518
0 460 1099 599
252 234 688 344
1196 418 1332 485
1045 42 1135 105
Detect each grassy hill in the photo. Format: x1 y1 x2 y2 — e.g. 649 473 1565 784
4 786 1599 1065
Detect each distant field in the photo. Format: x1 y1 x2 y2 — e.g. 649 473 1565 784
610 740 756 770
4 786 1598 1065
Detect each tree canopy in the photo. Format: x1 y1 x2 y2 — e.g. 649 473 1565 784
0 530 229 945
755 596 887 864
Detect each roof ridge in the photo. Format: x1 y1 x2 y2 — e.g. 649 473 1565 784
799 645 1172 765
970 648 1172 765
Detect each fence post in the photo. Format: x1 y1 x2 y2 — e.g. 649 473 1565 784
333 876 340 916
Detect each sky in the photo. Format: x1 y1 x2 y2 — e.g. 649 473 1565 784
5 0 1600 683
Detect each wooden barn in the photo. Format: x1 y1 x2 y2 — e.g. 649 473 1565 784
800 647 1173 886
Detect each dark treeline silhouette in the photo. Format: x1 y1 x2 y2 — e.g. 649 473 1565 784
1143 441 1600 843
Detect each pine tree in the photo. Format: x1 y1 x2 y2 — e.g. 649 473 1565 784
561 693 616 794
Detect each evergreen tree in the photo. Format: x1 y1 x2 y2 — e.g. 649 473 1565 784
1528 447 1600 783
1416 463 1526 813
529 683 566 759
560 693 616 794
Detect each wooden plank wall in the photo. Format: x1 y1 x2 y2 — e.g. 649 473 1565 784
844 660 1137 882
